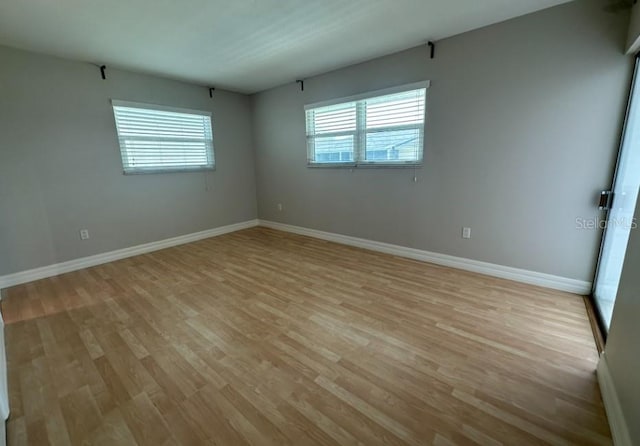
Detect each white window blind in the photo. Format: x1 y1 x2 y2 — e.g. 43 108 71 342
305 81 428 167
111 100 214 174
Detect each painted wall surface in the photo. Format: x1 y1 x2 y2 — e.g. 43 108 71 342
604 198 640 444
251 0 632 282
627 1 640 54
0 46 257 275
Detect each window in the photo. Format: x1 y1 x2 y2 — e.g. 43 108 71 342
111 100 214 174
305 81 428 167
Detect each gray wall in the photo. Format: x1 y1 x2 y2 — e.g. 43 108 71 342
0 0 634 283
0 45 257 276
604 198 640 443
252 0 632 282
627 1 640 53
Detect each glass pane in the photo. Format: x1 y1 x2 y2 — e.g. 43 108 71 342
308 102 357 134
113 105 214 172
365 128 421 162
594 60 640 330
313 135 354 163
365 89 425 129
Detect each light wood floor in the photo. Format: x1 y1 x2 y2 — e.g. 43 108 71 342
1 227 610 445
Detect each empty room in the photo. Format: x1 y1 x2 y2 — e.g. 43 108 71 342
1 0 639 444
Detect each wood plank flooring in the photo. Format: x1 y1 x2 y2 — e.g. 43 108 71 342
1 227 611 445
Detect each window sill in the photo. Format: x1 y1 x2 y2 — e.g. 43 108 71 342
307 163 422 169
123 166 215 175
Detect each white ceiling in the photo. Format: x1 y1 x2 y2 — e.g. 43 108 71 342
0 0 572 94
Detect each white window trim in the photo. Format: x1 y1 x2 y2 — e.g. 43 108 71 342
111 99 214 175
111 100 212 118
304 81 429 168
304 80 430 111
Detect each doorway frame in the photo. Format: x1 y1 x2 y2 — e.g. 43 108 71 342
590 54 640 341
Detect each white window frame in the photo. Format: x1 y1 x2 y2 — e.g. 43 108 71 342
111 100 215 175
304 81 429 168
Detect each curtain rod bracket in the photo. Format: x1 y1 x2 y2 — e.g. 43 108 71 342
428 41 435 59
209 87 215 98
100 65 106 80
296 80 304 91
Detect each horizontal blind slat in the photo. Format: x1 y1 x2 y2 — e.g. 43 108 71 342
305 85 426 165
113 104 214 173
115 118 207 128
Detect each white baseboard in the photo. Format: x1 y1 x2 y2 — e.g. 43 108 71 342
0 219 259 290
258 220 592 294
0 218 592 295
597 354 633 446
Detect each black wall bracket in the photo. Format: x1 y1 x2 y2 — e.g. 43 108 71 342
209 87 215 98
428 41 435 59
296 80 304 91
99 65 106 80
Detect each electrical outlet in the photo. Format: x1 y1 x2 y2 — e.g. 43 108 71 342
80 229 90 240
462 227 471 239
277 203 283 211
